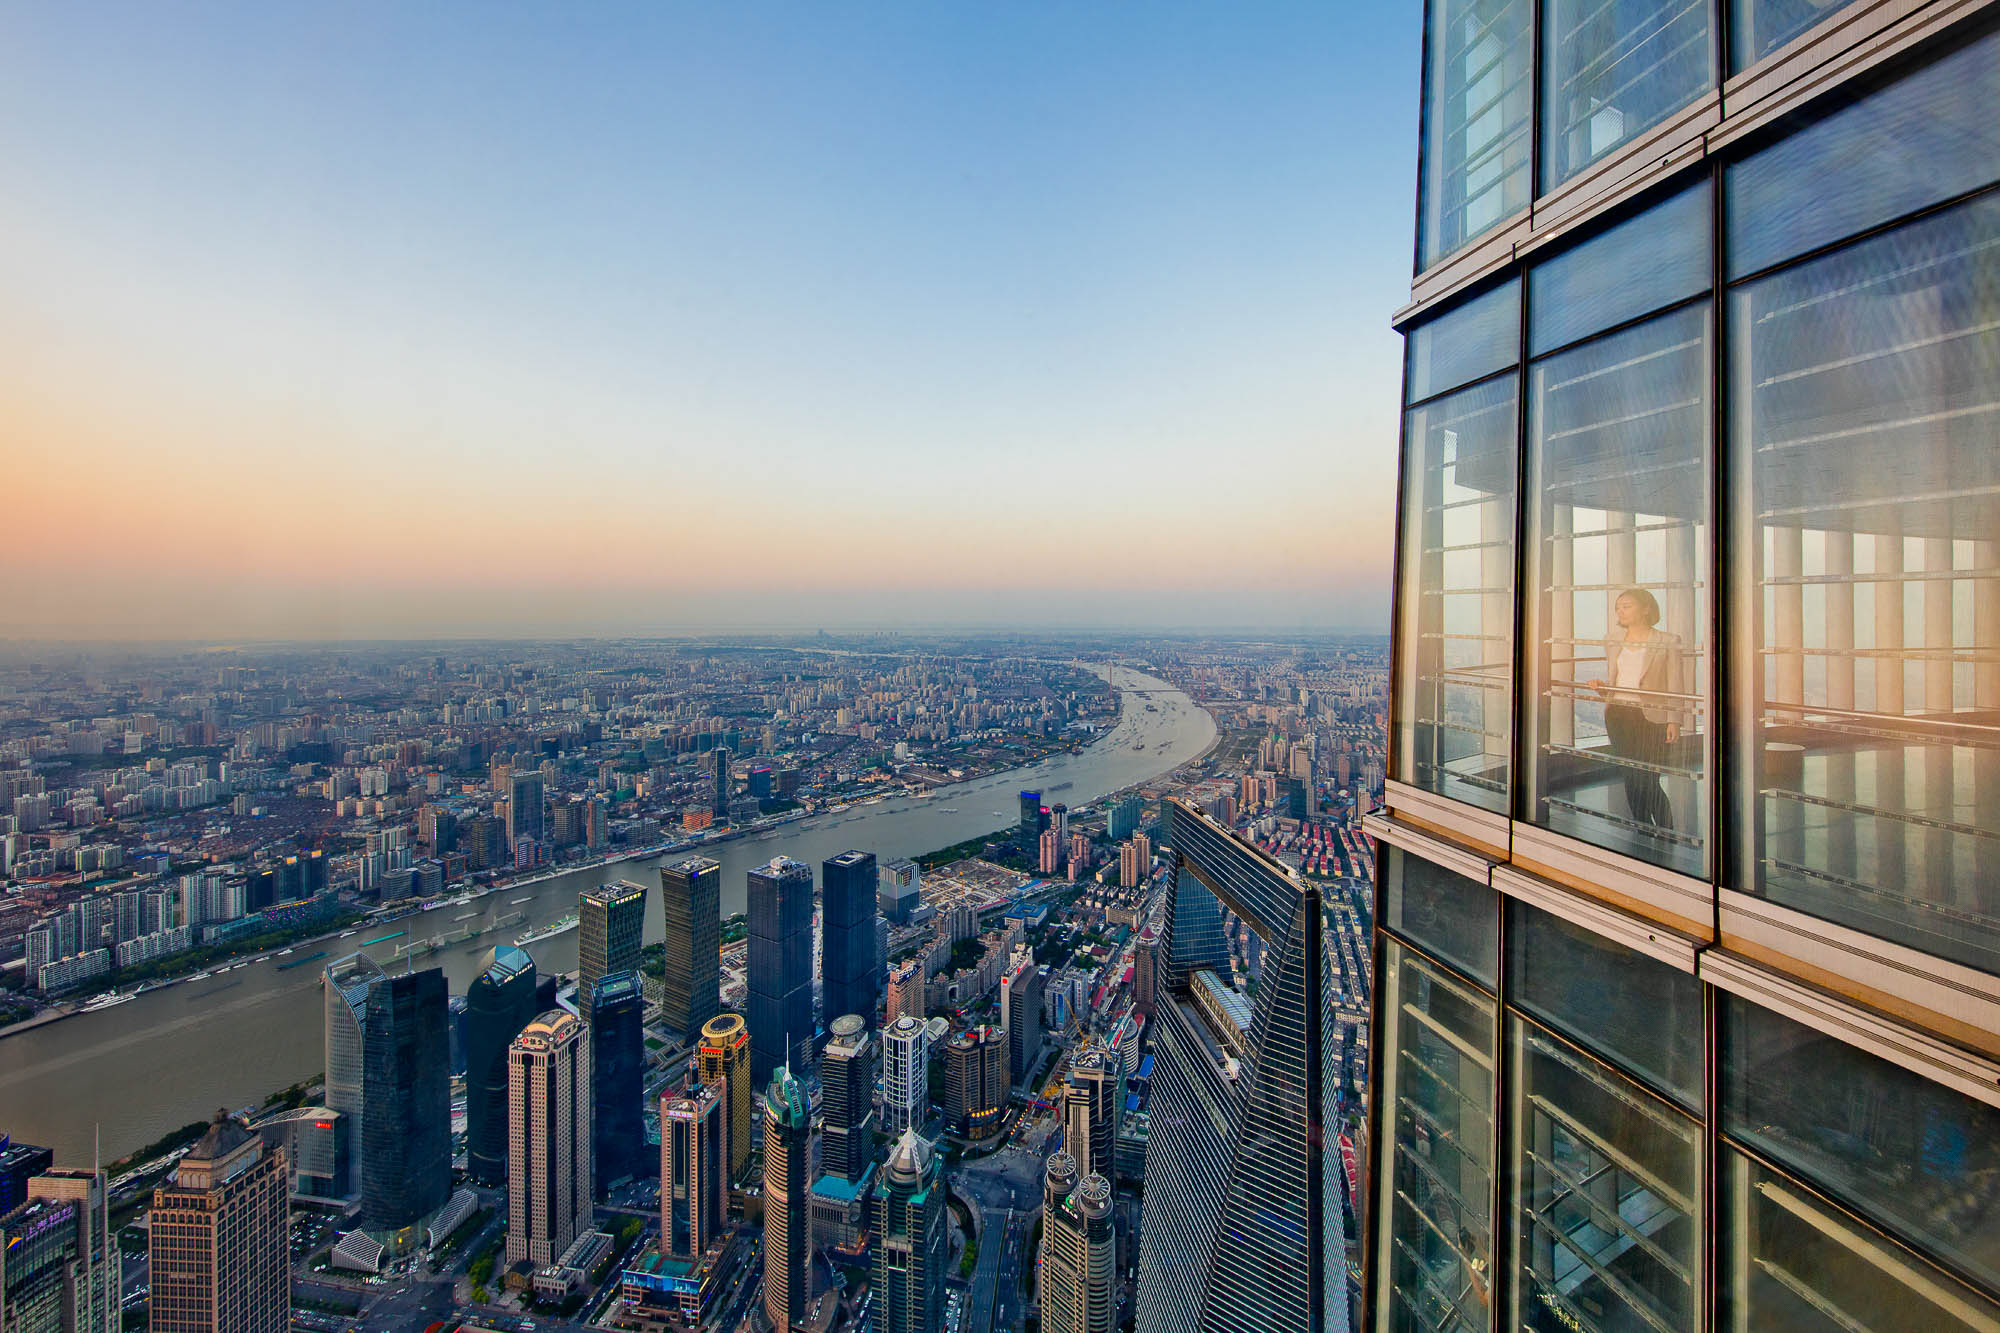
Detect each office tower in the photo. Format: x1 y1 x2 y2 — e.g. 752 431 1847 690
1062 1045 1118 1182
942 1025 1008 1139
746 857 814 1088
584 795 607 852
660 1083 725 1263
1039 827 1061 875
465 944 538 1186
820 850 880 1030
871 1129 945 1333
0 1168 113 1333
577 878 645 1014
0 1141 54 1215
877 856 921 923
506 1011 591 1269
321 952 385 1198
148 1113 289 1333
1370 4 2000 1329
709 746 731 817
659 857 722 1038
818 1015 875 1184
1040 1152 1115 1333
1019 790 1042 843
590 971 646 1193
360 967 450 1231
1132 928 1159 1019
885 960 923 1026
506 770 544 846
1136 801 1344 1333
1109 794 1144 841
1001 954 1044 1085
881 1014 933 1134
762 1066 811 1333
697 1014 752 1179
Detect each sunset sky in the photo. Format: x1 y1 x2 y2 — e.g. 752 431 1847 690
1 2 1416 639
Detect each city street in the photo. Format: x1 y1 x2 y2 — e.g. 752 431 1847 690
953 1125 1051 1333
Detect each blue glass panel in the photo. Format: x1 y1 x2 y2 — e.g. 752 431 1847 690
1406 278 1521 404
1530 179 1710 354
1420 0 1534 269
1729 0 1860 72
1543 0 1717 188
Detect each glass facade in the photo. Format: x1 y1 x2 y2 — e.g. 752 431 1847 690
1542 0 1716 189
1418 0 1534 269
1385 845 1499 987
1728 0 1859 70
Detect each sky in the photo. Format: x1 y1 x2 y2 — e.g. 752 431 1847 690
0 2 1417 640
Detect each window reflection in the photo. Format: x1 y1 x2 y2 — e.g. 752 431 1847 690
1720 1146 2000 1332
1526 304 1710 875
1721 996 2000 1294
1375 940 1496 1333
1728 0 1859 73
1420 0 1534 269
1385 847 1499 987
1509 1018 1702 1333
1543 0 1716 189
1397 375 1520 815
1729 191 2000 974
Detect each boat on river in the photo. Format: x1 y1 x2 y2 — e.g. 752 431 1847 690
517 913 579 947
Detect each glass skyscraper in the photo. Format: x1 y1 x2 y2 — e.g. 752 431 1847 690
465 944 537 1187
821 850 881 1030
1371 3 2000 1328
359 966 450 1232
577 878 645 1016
659 856 722 1039
589 970 646 1194
747 857 816 1088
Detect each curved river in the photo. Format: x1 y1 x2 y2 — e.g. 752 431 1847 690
0 664 1213 1164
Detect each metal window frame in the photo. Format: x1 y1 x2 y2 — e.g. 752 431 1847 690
1493 864 1703 972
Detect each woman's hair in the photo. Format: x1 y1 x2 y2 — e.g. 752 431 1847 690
1617 587 1662 627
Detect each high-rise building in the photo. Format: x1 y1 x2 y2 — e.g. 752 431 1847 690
506 1010 592 1269
0 1168 113 1333
942 1025 1008 1139
1039 827 1061 875
465 944 538 1187
1136 801 1345 1333
147 1113 289 1333
871 1129 945 1333
1132 928 1159 1019
0 1141 54 1216
697 1014 752 1179
881 1014 935 1135
746 857 815 1088
885 959 923 1027
506 770 544 847
1040 1152 1115 1333
709 746 731 817
1108 794 1144 841
1001 954 1044 1085
818 1015 875 1184
1019 790 1043 843
761 1066 811 1333
589 970 646 1193
659 857 721 1038
877 856 921 924
1062 1045 1118 1183
820 851 880 1031
659 1082 726 1263
359 967 451 1232
1119 834 1151 888
321 952 386 1193
1368 3 2000 1329
577 879 645 1015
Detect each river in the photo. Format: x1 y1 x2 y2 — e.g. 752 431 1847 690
0 664 1214 1164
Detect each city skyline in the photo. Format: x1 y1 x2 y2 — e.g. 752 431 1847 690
1 2 1417 640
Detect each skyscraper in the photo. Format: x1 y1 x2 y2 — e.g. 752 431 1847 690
709 746 731 817
871 1129 945 1333
820 850 880 1031
1061 1044 1118 1183
1369 3 2000 1328
359 967 451 1232
818 1014 875 1184
506 1011 591 1270
1002 953 1044 1086
1040 1152 1115 1333
589 970 646 1193
465 944 537 1187
942 1025 1007 1140
697 1014 752 1180
321 952 386 1194
148 1113 289 1333
1136 801 1344 1333
761 1066 811 1333
659 1082 725 1263
746 857 814 1088
1019 790 1043 843
881 1014 936 1135
577 879 645 1015
0 1168 113 1333
659 857 721 1038
506 770 544 847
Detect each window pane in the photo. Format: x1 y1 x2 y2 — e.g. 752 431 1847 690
1374 939 1496 1333
1721 995 2000 1293
1384 846 1499 987
1508 1018 1702 1333
1395 374 1519 815
1728 192 2000 975
1543 0 1717 189
1408 278 1522 404
1725 27 2000 278
1728 0 1860 73
1525 304 1710 876
1419 0 1534 270
1529 179 1711 356
1720 1146 2000 1333
1506 900 1702 1108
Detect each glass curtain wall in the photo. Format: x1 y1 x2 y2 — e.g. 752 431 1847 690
1420 0 1534 268
1542 0 1716 188
1728 0 1859 71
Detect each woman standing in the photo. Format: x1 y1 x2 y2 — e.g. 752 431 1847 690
1584 588 1684 833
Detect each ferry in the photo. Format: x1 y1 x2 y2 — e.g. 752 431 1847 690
189 971 214 981
276 948 294 957
516 913 579 947
339 929 358 938
828 803 851 814
80 991 134 1013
